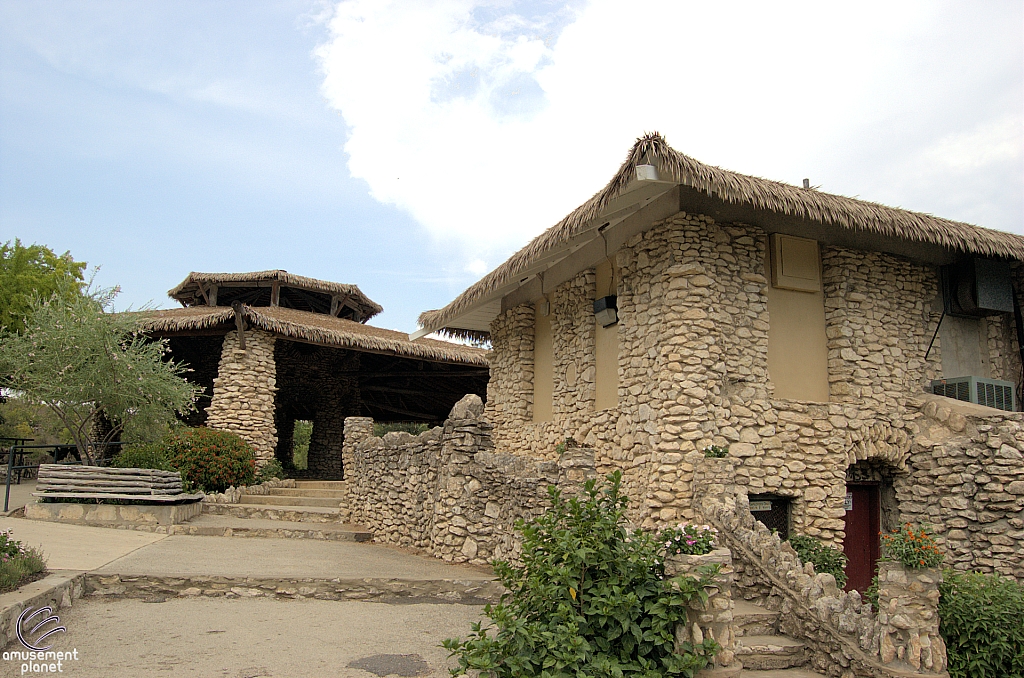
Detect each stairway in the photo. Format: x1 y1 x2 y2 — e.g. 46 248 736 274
733 599 825 678
194 480 372 541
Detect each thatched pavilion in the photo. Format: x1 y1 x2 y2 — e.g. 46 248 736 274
139 270 488 479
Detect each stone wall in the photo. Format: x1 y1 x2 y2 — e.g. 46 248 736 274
204 329 278 461
483 209 1023 574
344 395 595 565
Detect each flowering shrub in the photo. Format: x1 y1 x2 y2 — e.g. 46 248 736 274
0 530 46 592
661 523 717 556
164 428 256 493
788 535 848 588
881 523 944 569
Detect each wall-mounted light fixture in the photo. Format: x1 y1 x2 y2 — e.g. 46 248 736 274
635 164 660 182
594 295 618 327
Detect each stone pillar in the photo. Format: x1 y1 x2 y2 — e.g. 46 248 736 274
691 454 739 517
875 562 947 674
205 329 278 462
342 417 374 480
666 548 741 678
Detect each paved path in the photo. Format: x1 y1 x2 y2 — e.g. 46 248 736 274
0 516 166 572
93 535 493 580
3 597 484 678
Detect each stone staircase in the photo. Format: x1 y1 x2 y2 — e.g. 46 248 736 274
734 599 824 678
194 480 372 541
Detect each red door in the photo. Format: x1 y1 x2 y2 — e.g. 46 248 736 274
842 484 880 593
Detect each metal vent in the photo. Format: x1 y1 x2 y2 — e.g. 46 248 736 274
930 376 1016 412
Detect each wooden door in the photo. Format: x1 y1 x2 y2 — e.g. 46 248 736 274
842 484 880 593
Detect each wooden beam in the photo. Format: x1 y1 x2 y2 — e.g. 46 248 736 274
353 370 489 378
364 403 436 420
270 282 280 307
197 284 210 306
208 285 218 306
231 301 246 350
331 294 351 317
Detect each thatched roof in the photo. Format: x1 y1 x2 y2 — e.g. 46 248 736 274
169 270 383 321
136 305 488 366
417 133 1024 337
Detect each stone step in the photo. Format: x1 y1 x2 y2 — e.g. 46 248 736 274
239 494 345 508
293 480 348 490
170 514 371 541
734 599 780 636
269 488 349 499
741 669 826 678
735 635 808 671
203 502 351 524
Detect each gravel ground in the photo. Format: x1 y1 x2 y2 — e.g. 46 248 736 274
2 597 487 678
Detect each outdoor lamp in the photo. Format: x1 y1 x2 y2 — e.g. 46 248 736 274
594 295 618 327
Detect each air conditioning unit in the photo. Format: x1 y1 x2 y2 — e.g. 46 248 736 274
941 258 1014 317
930 376 1016 411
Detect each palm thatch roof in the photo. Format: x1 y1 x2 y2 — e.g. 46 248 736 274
169 270 383 321
136 306 488 366
417 133 1024 337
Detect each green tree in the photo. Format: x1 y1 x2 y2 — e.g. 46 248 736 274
0 285 200 464
0 240 86 334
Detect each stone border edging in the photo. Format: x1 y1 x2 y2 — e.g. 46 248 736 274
85 574 504 605
0 571 85 649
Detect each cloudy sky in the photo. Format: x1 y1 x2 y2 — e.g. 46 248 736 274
2 1 1021 332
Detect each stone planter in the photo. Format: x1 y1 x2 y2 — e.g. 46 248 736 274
665 547 741 678
875 561 947 674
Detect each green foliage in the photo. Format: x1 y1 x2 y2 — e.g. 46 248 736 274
881 523 943 569
290 420 312 469
0 529 46 593
443 472 720 677
660 523 718 556
788 534 849 588
0 239 86 335
0 396 71 445
373 421 429 437
702 445 728 458
111 443 172 471
865 575 879 611
554 436 578 455
940 570 1024 678
0 285 200 464
164 428 256 493
256 458 286 484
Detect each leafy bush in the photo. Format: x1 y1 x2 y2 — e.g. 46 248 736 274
373 421 429 437
111 443 172 471
443 472 720 677
163 428 256 493
881 523 943 569
788 534 849 588
256 458 285 484
703 445 728 458
0 529 46 593
661 523 717 556
290 419 312 470
940 570 1024 678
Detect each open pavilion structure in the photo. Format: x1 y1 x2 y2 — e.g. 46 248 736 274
139 270 489 479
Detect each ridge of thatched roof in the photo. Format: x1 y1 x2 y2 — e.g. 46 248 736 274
418 132 1024 335
169 270 383 321
136 306 488 366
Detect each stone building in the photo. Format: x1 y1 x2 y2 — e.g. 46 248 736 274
414 133 1024 587
140 270 488 479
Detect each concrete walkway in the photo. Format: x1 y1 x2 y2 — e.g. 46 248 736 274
0 516 166 572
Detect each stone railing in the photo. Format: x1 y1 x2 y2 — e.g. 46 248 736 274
693 456 948 678
203 478 296 504
665 548 741 677
343 394 596 565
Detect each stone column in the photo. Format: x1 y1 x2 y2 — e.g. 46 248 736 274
205 329 278 462
342 417 374 480
691 454 739 517
666 548 741 678
875 562 947 674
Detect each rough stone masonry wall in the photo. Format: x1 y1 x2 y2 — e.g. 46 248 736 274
345 395 596 565
484 209 1022 563
205 329 278 461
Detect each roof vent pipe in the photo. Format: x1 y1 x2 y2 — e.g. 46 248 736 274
802 178 810 189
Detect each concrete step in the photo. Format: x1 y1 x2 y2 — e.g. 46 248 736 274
171 514 371 542
741 670 826 678
293 480 348 490
734 599 780 636
269 488 349 499
239 495 345 508
203 502 351 524
735 635 808 671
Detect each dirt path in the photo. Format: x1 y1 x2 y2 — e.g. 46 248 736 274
2 597 486 678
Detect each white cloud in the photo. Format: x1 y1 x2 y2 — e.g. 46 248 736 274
317 0 1024 272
